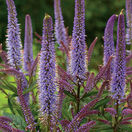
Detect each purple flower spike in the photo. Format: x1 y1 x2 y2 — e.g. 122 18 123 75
76 121 96 132
0 118 24 132
0 116 12 123
39 14 56 118
126 0 132 45
104 15 117 79
122 108 132 115
104 108 117 116
17 80 35 131
71 0 87 78
23 14 34 72
6 0 22 69
54 0 68 47
111 10 126 100
0 122 12 132
67 99 98 131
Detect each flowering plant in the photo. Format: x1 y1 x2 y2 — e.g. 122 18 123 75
0 0 132 132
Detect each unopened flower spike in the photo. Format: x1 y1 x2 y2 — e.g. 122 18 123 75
54 0 68 47
54 0 70 72
111 11 126 100
71 0 87 79
23 14 34 73
39 14 57 127
126 0 132 45
104 14 117 79
6 0 22 69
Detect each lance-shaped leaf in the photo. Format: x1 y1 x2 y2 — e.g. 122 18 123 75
54 0 68 48
71 0 87 78
111 11 126 100
0 68 29 103
104 14 117 79
76 121 96 132
23 14 34 73
38 14 57 127
126 0 132 45
6 0 22 69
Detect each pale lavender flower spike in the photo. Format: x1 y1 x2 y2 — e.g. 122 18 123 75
126 0 132 45
111 11 126 100
39 14 56 117
6 0 22 69
54 0 68 47
104 15 117 78
71 0 87 78
24 14 34 72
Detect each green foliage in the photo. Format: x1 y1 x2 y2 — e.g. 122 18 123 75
3 112 26 130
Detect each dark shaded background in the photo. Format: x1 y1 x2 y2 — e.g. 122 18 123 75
0 0 125 68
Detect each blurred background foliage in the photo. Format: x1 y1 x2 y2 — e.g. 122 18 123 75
0 0 125 69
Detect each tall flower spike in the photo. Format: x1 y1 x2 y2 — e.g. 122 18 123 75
39 14 56 125
17 80 35 131
71 0 87 78
54 0 68 47
23 14 34 72
111 10 126 100
6 0 22 69
104 15 117 79
126 0 132 45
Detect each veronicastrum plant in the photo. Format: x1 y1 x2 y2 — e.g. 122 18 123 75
0 0 132 132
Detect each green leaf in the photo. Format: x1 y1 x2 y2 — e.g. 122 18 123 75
94 97 110 109
8 98 15 115
63 90 76 101
62 96 73 120
92 125 113 131
120 125 132 132
0 80 17 94
3 112 26 130
23 80 37 94
81 91 98 100
10 93 18 98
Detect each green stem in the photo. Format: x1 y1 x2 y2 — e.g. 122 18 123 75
77 81 80 113
113 100 119 132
